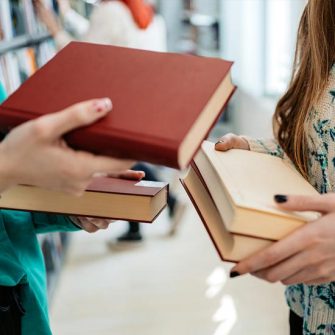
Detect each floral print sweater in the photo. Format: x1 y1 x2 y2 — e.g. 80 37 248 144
245 67 335 334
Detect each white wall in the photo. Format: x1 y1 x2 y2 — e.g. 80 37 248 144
219 0 305 138
220 0 266 97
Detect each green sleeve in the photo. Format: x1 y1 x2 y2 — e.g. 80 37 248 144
242 136 285 158
0 82 7 103
31 213 81 234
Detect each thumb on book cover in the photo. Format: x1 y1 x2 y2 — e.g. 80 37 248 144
41 98 113 140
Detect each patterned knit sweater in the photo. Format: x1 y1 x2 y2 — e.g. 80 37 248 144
246 66 335 334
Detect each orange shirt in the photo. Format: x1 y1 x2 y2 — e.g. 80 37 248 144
120 0 154 29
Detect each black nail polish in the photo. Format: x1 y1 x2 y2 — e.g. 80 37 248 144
274 194 288 203
230 271 241 278
215 140 224 145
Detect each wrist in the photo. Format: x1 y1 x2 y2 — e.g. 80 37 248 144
69 216 83 229
240 136 251 150
0 143 18 192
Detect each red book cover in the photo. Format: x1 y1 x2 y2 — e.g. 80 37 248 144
0 42 235 169
85 177 167 197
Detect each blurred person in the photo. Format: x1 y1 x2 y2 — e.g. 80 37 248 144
34 0 165 51
215 1 335 333
35 0 186 241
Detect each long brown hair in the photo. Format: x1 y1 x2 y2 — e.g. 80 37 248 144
273 0 335 178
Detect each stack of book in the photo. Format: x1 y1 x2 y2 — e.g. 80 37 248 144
181 141 319 262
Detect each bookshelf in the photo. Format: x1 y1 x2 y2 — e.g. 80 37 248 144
0 0 69 300
0 31 51 55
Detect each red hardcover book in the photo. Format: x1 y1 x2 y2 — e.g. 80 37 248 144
0 42 235 169
0 177 168 222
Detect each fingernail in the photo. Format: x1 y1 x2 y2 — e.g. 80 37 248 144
274 194 288 203
94 98 112 113
230 271 241 278
215 140 225 145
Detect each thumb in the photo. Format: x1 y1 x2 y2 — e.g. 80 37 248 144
274 193 335 214
40 98 112 140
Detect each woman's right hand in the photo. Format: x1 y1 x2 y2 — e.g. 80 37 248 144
0 98 135 195
215 133 250 152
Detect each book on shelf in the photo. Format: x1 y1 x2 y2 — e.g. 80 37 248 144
190 141 319 241
0 0 14 40
180 165 273 262
0 177 168 222
0 41 236 169
0 0 57 93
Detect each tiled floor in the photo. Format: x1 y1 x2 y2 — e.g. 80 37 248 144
51 189 289 335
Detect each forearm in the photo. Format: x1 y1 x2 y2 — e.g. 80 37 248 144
62 9 89 38
0 145 17 194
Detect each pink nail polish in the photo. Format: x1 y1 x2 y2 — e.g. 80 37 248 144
94 98 112 113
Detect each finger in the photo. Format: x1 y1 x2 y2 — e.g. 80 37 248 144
274 193 335 214
108 170 145 180
215 134 238 151
77 218 100 233
215 133 249 151
85 217 110 230
281 260 335 285
88 156 134 175
231 226 314 275
38 98 112 140
252 249 320 283
304 277 332 285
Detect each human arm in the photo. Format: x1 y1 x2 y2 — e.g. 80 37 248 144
33 0 72 49
58 3 90 38
215 133 285 158
33 0 88 49
229 193 335 285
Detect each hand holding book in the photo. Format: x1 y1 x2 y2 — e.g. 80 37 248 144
215 133 250 151
230 193 335 286
0 98 136 194
212 133 335 285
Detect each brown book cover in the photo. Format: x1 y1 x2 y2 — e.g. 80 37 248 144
0 42 235 169
0 177 168 222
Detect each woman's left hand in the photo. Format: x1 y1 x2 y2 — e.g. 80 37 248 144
230 193 335 285
71 169 145 233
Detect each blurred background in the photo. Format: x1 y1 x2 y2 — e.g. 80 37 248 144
0 0 306 334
